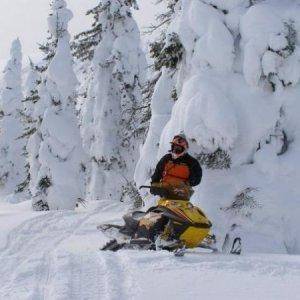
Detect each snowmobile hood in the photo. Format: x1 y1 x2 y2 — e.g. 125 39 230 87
149 200 212 229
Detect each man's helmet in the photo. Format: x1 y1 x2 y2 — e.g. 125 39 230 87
172 133 189 148
171 133 189 155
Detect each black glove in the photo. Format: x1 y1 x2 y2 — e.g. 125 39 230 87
150 184 162 196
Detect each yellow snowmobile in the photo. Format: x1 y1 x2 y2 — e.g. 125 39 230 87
100 183 214 252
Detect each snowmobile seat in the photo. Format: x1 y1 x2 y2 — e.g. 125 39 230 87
121 211 147 236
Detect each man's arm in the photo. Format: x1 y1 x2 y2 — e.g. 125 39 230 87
188 158 202 186
151 154 170 183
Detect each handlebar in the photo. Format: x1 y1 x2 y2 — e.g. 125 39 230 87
139 185 151 190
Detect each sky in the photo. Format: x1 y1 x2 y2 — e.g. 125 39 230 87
0 0 159 71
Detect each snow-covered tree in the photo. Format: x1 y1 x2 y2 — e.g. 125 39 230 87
26 0 65 203
22 61 42 135
72 4 103 62
26 69 51 210
15 62 42 197
71 2 103 129
37 10 59 73
31 0 85 210
0 39 27 201
81 0 146 204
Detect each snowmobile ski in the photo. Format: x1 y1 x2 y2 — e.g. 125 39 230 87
174 244 219 257
230 237 242 255
174 238 242 257
100 238 155 251
222 224 242 255
101 239 126 252
97 224 123 231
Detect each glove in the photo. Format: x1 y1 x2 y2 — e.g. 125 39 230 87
150 185 161 196
172 182 194 200
150 183 163 196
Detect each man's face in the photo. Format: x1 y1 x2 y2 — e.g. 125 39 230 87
171 136 188 155
171 143 185 155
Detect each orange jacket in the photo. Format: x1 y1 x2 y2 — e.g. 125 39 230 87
151 153 202 187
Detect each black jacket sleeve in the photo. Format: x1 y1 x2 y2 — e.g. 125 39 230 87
151 154 170 183
188 157 202 187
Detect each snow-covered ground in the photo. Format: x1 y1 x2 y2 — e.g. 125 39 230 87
0 201 299 300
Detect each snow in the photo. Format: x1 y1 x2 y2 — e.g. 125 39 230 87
159 73 238 155
240 0 300 89
0 201 299 299
187 1 235 73
192 18 235 73
47 37 79 100
0 201 38 249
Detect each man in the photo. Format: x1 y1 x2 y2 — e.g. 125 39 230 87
150 134 202 199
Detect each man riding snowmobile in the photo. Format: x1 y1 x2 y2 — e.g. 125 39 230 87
101 134 213 252
150 134 202 201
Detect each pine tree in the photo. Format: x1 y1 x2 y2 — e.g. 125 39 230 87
71 2 103 133
31 0 85 210
27 72 50 209
0 39 27 201
72 1 139 62
26 0 66 204
82 0 146 204
22 61 42 134
37 4 59 73
16 61 42 197
71 2 105 136
71 4 102 62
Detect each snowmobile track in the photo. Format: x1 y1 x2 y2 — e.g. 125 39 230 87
0 208 104 299
97 252 138 299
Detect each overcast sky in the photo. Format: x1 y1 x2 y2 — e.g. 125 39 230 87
0 0 159 70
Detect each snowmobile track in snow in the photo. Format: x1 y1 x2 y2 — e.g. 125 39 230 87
0 208 107 299
0 203 139 300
